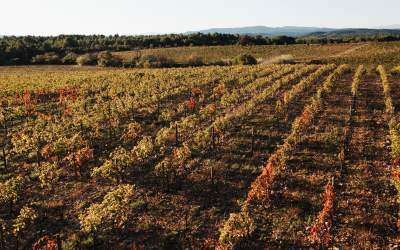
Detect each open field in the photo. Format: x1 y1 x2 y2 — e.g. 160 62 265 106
114 42 400 66
1 64 400 249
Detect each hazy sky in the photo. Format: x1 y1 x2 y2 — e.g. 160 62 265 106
2 0 399 35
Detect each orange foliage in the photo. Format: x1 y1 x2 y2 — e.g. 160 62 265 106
308 182 335 247
32 235 57 250
185 97 197 110
392 169 400 181
245 161 275 206
35 88 52 103
75 146 94 167
206 104 216 114
41 144 53 160
37 112 52 121
299 109 311 126
393 158 400 168
213 83 225 97
63 107 73 117
191 87 202 96
58 87 78 105
23 90 37 115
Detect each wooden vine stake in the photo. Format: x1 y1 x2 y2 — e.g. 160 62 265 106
210 162 214 186
1 120 7 171
251 127 255 156
56 235 62 250
1 145 6 171
175 124 179 146
211 126 216 151
210 127 217 187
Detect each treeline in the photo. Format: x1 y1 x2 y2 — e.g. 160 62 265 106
26 51 259 68
1 33 400 66
0 34 296 65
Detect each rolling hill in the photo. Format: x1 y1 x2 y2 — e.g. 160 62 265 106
189 26 400 38
187 26 336 37
304 28 400 39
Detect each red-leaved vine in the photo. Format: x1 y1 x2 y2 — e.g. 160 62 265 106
22 90 37 115
245 160 275 206
185 97 197 110
32 235 57 250
308 181 335 247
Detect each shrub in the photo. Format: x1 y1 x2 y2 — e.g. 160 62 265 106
62 52 78 64
233 54 257 65
138 54 174 68
238 35 252 46
32 52 61 64
122 57 139 68
31 54 46 64
0 55 4 66
76 53 97 66
97 51 122 67
187 54 204 66
9 58 22 65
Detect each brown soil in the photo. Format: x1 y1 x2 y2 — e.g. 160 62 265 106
332 73 398 248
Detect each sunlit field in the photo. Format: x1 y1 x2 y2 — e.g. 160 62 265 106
1 63 400 248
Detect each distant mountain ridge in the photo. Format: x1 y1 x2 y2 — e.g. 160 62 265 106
188 25 400 38
188 26 336 37
375 25 400 29
305 28 400 39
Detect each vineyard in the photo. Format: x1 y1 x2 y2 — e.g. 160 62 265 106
113 41 400 66
1 63 400 249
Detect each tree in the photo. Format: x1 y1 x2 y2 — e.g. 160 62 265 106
238 35 252 46
187 54 204 66
61 36 77 49
122 57 138 68
76 53 97 66
137 54 174 68
271 35 296 45
62 52 78 64
97 51 122 67
31 52 60 65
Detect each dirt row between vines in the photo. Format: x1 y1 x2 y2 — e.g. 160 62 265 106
240 70 400 249
332 72 398 248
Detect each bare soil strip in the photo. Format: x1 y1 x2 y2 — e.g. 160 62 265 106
332 73 398 248
256 73 352 248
